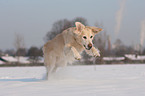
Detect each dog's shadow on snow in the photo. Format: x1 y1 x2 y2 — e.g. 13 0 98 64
0 73 48 82
0 78 45 82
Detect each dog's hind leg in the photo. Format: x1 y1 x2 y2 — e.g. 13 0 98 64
44 67 49 80
45 65 54 80
45 56 56 80
52 66 57 73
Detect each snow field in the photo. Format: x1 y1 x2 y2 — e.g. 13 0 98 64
0 64 145 96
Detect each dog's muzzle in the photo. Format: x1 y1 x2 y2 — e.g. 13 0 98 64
84 43 92 50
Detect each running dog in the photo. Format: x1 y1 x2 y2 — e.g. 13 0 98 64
43 22 103 79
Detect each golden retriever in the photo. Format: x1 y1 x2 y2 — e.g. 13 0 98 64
43 22 103 79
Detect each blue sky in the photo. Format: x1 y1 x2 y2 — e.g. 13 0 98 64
0 0 145 50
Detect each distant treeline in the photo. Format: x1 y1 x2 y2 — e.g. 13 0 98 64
0 46 43 59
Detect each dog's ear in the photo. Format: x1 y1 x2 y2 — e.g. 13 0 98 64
90 27 103 34
75 22 85 32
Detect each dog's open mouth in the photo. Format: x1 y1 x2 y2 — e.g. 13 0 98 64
83 45 91 50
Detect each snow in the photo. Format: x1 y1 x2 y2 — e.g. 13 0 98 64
0 60 5 64
103 57 125 61
125 54 145 60
2 56 17 62
37 56 44 63
0 64 145 96
2 56 30 64
16 56 30 64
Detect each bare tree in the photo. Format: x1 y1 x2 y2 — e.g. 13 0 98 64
44 19 71 41
16 48 26 56
27 46 40 64
4 49 15 56
14 33 25 50
44 17 88 42
93 32 107 63
143 48 145 55
113 39 136 56
93 22 108 63
14 33 25 64
0 49 3 56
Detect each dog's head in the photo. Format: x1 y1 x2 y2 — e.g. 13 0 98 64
74 22 103 50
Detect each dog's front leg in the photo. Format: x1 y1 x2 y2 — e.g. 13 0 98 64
64 44 81 60
86 47 100 57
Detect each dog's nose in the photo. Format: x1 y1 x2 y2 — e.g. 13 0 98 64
88 43 92 49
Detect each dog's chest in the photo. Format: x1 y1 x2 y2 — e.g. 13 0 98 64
64 49 83 64
64 50 74 63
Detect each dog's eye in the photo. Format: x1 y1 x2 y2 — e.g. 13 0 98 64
90 36 93 38
83 36 87 39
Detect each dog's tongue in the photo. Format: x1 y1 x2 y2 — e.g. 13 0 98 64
83 45 91 50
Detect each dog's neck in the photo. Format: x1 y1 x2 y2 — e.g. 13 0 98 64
73 37 84 51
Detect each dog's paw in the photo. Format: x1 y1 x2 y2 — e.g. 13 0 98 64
74 54 81 60
93 50 100 57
